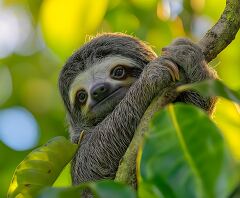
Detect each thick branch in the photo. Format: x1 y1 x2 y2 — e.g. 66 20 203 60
115 0 240 186
199 0 240 62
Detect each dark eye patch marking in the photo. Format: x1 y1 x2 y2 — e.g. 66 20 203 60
110 65 142 79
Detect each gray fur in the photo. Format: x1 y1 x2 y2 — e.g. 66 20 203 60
58 33 217 185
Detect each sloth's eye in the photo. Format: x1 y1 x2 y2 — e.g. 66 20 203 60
77 90 88 104
111 65 126 80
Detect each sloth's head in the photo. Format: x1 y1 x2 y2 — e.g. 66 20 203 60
59 33 156 125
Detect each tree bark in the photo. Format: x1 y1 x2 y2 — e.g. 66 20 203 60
114 0 240 187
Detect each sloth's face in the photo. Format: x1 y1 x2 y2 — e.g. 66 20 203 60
69 55 142 122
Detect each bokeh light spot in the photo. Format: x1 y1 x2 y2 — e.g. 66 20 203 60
192 16 212 39
0 107 39 151
40 0 108 59
0 5 37 58
157 0 183 21
0 7 19 58
190 0 205 13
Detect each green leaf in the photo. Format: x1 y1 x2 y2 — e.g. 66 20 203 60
8 136 77 198
140 104 238 198
90 181 136 198
37 181 136 198
138 182 164 198
37 186 84 198
177 79 240 103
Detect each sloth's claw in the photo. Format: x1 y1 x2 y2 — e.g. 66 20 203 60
78 130 85 144
162 59 180 81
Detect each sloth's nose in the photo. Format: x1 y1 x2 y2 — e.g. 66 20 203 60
90 83 110 101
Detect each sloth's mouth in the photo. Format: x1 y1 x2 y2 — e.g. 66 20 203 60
91 87 125 110
86 86 129 124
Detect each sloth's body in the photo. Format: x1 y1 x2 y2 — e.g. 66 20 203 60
58 33 216 185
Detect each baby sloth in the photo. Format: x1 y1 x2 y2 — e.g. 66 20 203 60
58 33 216 185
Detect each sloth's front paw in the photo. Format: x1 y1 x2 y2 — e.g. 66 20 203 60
161 38 207 83
148 57 180 82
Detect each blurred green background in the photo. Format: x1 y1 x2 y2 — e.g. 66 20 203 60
0 0 239 197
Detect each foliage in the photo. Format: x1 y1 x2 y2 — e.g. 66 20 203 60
7 137 77 198
177 80 240 103
139 104 237 198
38 181 136 198
7 80 240 197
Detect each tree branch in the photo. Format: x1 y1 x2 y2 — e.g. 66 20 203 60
199 0 240 62
115 0 240 186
